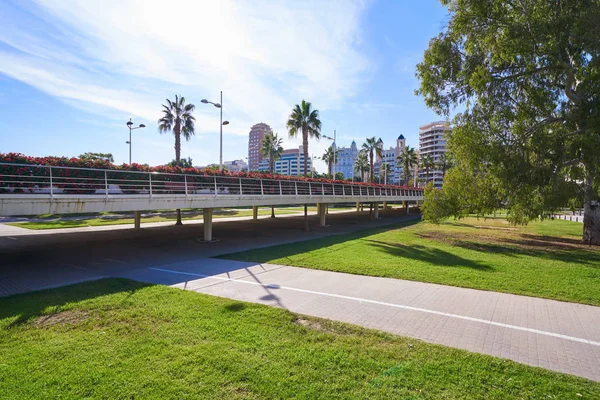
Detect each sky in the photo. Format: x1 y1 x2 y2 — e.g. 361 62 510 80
0 0 449 172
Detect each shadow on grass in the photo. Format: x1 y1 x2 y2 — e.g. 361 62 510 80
224 302 246 312
220 217 434 265
448 235 600 266
0 278 152 328
364 240 493 271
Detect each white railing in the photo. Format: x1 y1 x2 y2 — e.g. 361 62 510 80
0 163 423 200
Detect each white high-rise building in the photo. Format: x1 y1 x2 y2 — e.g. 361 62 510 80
373 135 406 185
418 121 451 188
334 140 358 179
257 146 313 176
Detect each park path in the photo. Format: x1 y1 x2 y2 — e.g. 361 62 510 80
121 258 600 382
0 208 346 236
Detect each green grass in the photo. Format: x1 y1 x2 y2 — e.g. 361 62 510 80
1 279 597 399
222 217 600 306
7 207 309 230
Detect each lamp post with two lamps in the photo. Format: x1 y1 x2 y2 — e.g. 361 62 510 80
201 91 229 171
126 118 146 164
312 156 319 178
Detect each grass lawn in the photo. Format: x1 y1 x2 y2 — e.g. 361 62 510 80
1 279 597 399
222 217 600 306
7 207 310 230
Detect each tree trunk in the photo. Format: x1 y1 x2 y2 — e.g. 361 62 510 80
369 151 374 182
302 130 309 177
175 130 181 163
582 178 600 245
304 204 309 232
302 130 309 232
174 128 182 226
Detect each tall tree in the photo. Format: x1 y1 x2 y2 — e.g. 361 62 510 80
362 137 383 182
261 132 284 218
354 151 370 182
167 157 193 168
396 146 418 186
287 100 322 177
380 162 392 185
436 153 452 180
416 0 600 244
322 146 339 176
287 100 321 232
420 154 435 184
158 95 196 225
79 152 114 163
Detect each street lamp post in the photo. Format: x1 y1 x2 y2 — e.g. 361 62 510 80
126 118 146 164
201 92 229 171
322 130 337 179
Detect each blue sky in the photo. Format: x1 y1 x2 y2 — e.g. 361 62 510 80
0 0 449 172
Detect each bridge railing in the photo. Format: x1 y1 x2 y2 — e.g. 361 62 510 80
0 162 424 200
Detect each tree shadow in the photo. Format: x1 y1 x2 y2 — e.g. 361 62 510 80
448 235 600 266
223 302 246 312
364 240 493 271
0 278 152 328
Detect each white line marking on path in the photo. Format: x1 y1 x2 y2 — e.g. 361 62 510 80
5 237 17 240
148 267 600 348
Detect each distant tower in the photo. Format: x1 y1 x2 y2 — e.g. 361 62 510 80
396 134 406 156
248 123 272 171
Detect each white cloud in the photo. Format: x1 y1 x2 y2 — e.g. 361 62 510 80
0 0 372 167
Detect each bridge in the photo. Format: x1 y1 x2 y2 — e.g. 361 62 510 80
0 163 424 240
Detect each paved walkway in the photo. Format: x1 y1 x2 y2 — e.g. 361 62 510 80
0 208 358 237
121 258 600 382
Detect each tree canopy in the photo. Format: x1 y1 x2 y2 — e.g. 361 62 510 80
79 152 114 163
417 0 600 244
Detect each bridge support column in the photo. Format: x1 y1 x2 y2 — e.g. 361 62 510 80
405 201 410 215
203 208 213 241
252 206 258 220
374 202 379 219
133 211 141 229
383 201 388 210
318 203 327 227
356 202 360 212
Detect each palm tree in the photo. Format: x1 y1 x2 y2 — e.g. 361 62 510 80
322 146 339 176
437 153 453 179
261 132 284 218
361 137 383 182
396 145 418 186
420 154 435 184
158 95 196 225
287 100 321 232
380 162 392 185
354 151 370 181
287 100 322 176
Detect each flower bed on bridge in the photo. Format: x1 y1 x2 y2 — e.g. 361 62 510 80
0 153 423 195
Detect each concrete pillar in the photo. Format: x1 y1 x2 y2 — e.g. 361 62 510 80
252 206 258 220
319 203 327 227
374 202 379 219
383 201 388 210
203 208 213 241
356 202 360 212
133 211 141 229
405 201 410 215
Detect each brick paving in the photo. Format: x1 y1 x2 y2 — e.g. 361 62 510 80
122 258 600 382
